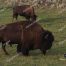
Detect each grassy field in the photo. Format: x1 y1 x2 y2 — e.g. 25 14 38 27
0 7 66 66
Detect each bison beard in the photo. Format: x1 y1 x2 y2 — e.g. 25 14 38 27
40 30 54 55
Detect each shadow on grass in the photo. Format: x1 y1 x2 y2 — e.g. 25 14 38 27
47 47 66 56
39 16 66 23
27 47 66 56
29 50 42 56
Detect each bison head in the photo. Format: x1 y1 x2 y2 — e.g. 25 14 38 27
41 30 54 55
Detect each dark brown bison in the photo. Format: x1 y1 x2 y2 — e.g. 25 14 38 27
0 21 54 55
13 5 37 22
17 22 54 55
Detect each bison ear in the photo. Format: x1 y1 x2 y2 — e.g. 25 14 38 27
45 34 49 39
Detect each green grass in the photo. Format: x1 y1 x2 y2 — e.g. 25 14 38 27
0 7 66 66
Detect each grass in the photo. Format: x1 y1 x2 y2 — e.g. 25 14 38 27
0 7 66 66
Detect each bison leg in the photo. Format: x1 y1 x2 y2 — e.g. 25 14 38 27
17 44 21 53
42 50 46 55
21 47 29 56
12 14 18 22
2 43 9 55
22 49 29 56
32 15 37 21
25 16 30 21
40 49 46 55
40 45 47 55
15 14 18 21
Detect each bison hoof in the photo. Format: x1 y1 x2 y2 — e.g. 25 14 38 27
5 52 9 55
40 49 46 55
42 50 46 55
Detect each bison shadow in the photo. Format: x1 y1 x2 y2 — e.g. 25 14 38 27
47 48 66 56
39 16 66 23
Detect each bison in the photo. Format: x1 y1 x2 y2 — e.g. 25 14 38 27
17 26 54 55
0 21 54 55
13 5 37 22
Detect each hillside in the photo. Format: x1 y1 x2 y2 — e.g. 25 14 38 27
0 0 66 8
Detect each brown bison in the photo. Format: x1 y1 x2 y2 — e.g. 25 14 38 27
13 5 37 22
17 22 54 55
0 21 54 55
